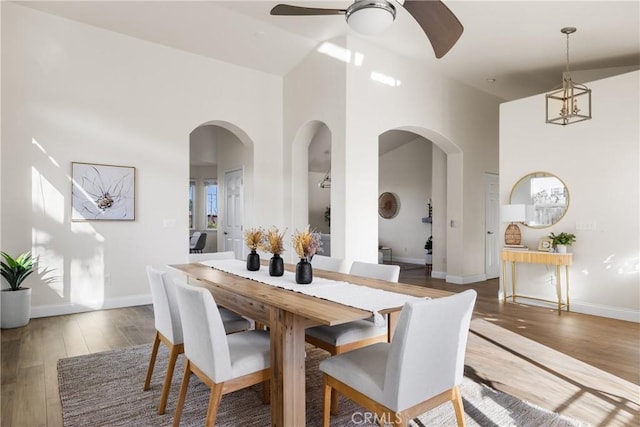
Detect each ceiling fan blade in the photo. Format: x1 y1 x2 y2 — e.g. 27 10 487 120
270 4 347 16
402 0 463 58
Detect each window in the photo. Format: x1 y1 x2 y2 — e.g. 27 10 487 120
205 179 218 229
189 179 195 229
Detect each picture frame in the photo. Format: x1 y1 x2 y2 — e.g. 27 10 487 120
71 162 136 221
538 238 553 252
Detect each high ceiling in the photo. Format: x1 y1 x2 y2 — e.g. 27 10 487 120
18 1 640 102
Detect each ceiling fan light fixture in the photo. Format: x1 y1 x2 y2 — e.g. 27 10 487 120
346 0 396 36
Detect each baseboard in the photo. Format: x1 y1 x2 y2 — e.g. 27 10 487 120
30 294 152 318
445 273 488 285
430 270 446 280
571 301 639 323
502 296 640 323
392 256 425 265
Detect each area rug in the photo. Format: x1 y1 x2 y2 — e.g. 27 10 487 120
58 344 586 426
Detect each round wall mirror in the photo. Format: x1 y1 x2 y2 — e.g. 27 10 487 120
509 172 569 228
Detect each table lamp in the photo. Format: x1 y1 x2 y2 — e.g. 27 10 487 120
501 204 526 246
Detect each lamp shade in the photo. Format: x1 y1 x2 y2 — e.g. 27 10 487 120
501 204 526 222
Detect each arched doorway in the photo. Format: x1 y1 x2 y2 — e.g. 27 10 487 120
289 121 333 259
377 126 462 279
308 124 332 254
189 121 254 258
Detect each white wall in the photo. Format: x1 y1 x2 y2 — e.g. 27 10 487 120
307 123 332 234
190 125 219 166
378 138 432 264
431 146 448 276
1 2 506 319
500 71 639 322
342 37 499 280
308 172 331 234
284 35 500 281
1 3 282 316
284 38 348 262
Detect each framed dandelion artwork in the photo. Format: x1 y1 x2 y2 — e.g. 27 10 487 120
71 162 136 221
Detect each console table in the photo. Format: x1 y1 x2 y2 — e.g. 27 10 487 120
501 249 573 314
379 246 392 264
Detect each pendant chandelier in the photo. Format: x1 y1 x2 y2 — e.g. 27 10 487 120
545 27 592 125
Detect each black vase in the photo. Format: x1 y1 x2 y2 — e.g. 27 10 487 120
246 250 260 271
269 254 284 277
295 258 313 284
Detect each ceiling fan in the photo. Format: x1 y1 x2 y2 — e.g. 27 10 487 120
270 0 463 58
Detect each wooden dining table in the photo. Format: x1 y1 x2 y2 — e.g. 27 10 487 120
170 261 450 427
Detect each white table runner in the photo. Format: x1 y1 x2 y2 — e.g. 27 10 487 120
199 259 427 326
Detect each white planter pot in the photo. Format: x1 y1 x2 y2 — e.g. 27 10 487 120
1 288 32 329
425 253 433 265
556 244 567 254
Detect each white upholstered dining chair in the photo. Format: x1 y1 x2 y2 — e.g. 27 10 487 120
143 266 250 415
305 261 401 412
310 255 345 273
172 282 271 427
188 232 201 252
349 260 400 282
319 290 477 427
184 250 266 330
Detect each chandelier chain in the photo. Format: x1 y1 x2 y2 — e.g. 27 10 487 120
565 32 571 77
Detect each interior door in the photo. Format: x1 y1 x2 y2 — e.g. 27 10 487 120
485 173 500 279
222 168 244 258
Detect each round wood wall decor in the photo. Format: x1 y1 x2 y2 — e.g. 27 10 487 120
378 192 399 219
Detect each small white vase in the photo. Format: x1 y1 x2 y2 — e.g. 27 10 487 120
1 288 32 328
556 244 567 254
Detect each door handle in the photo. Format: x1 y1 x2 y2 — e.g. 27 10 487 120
224 232 228 235
487 231 494 234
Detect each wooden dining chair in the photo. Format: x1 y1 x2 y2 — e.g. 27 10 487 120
319 290 477 427
172 282 271 427
144 266 250 415
305 261 400 412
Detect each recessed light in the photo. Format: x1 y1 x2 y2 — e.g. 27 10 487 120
486 78 496 83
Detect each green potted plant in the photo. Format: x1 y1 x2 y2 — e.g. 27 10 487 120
548 232 576 254
1 251 36 328
424 236 433 265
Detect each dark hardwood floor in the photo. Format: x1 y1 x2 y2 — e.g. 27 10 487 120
1 265 638 426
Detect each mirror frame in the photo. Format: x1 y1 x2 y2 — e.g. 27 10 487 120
509 171 570 229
